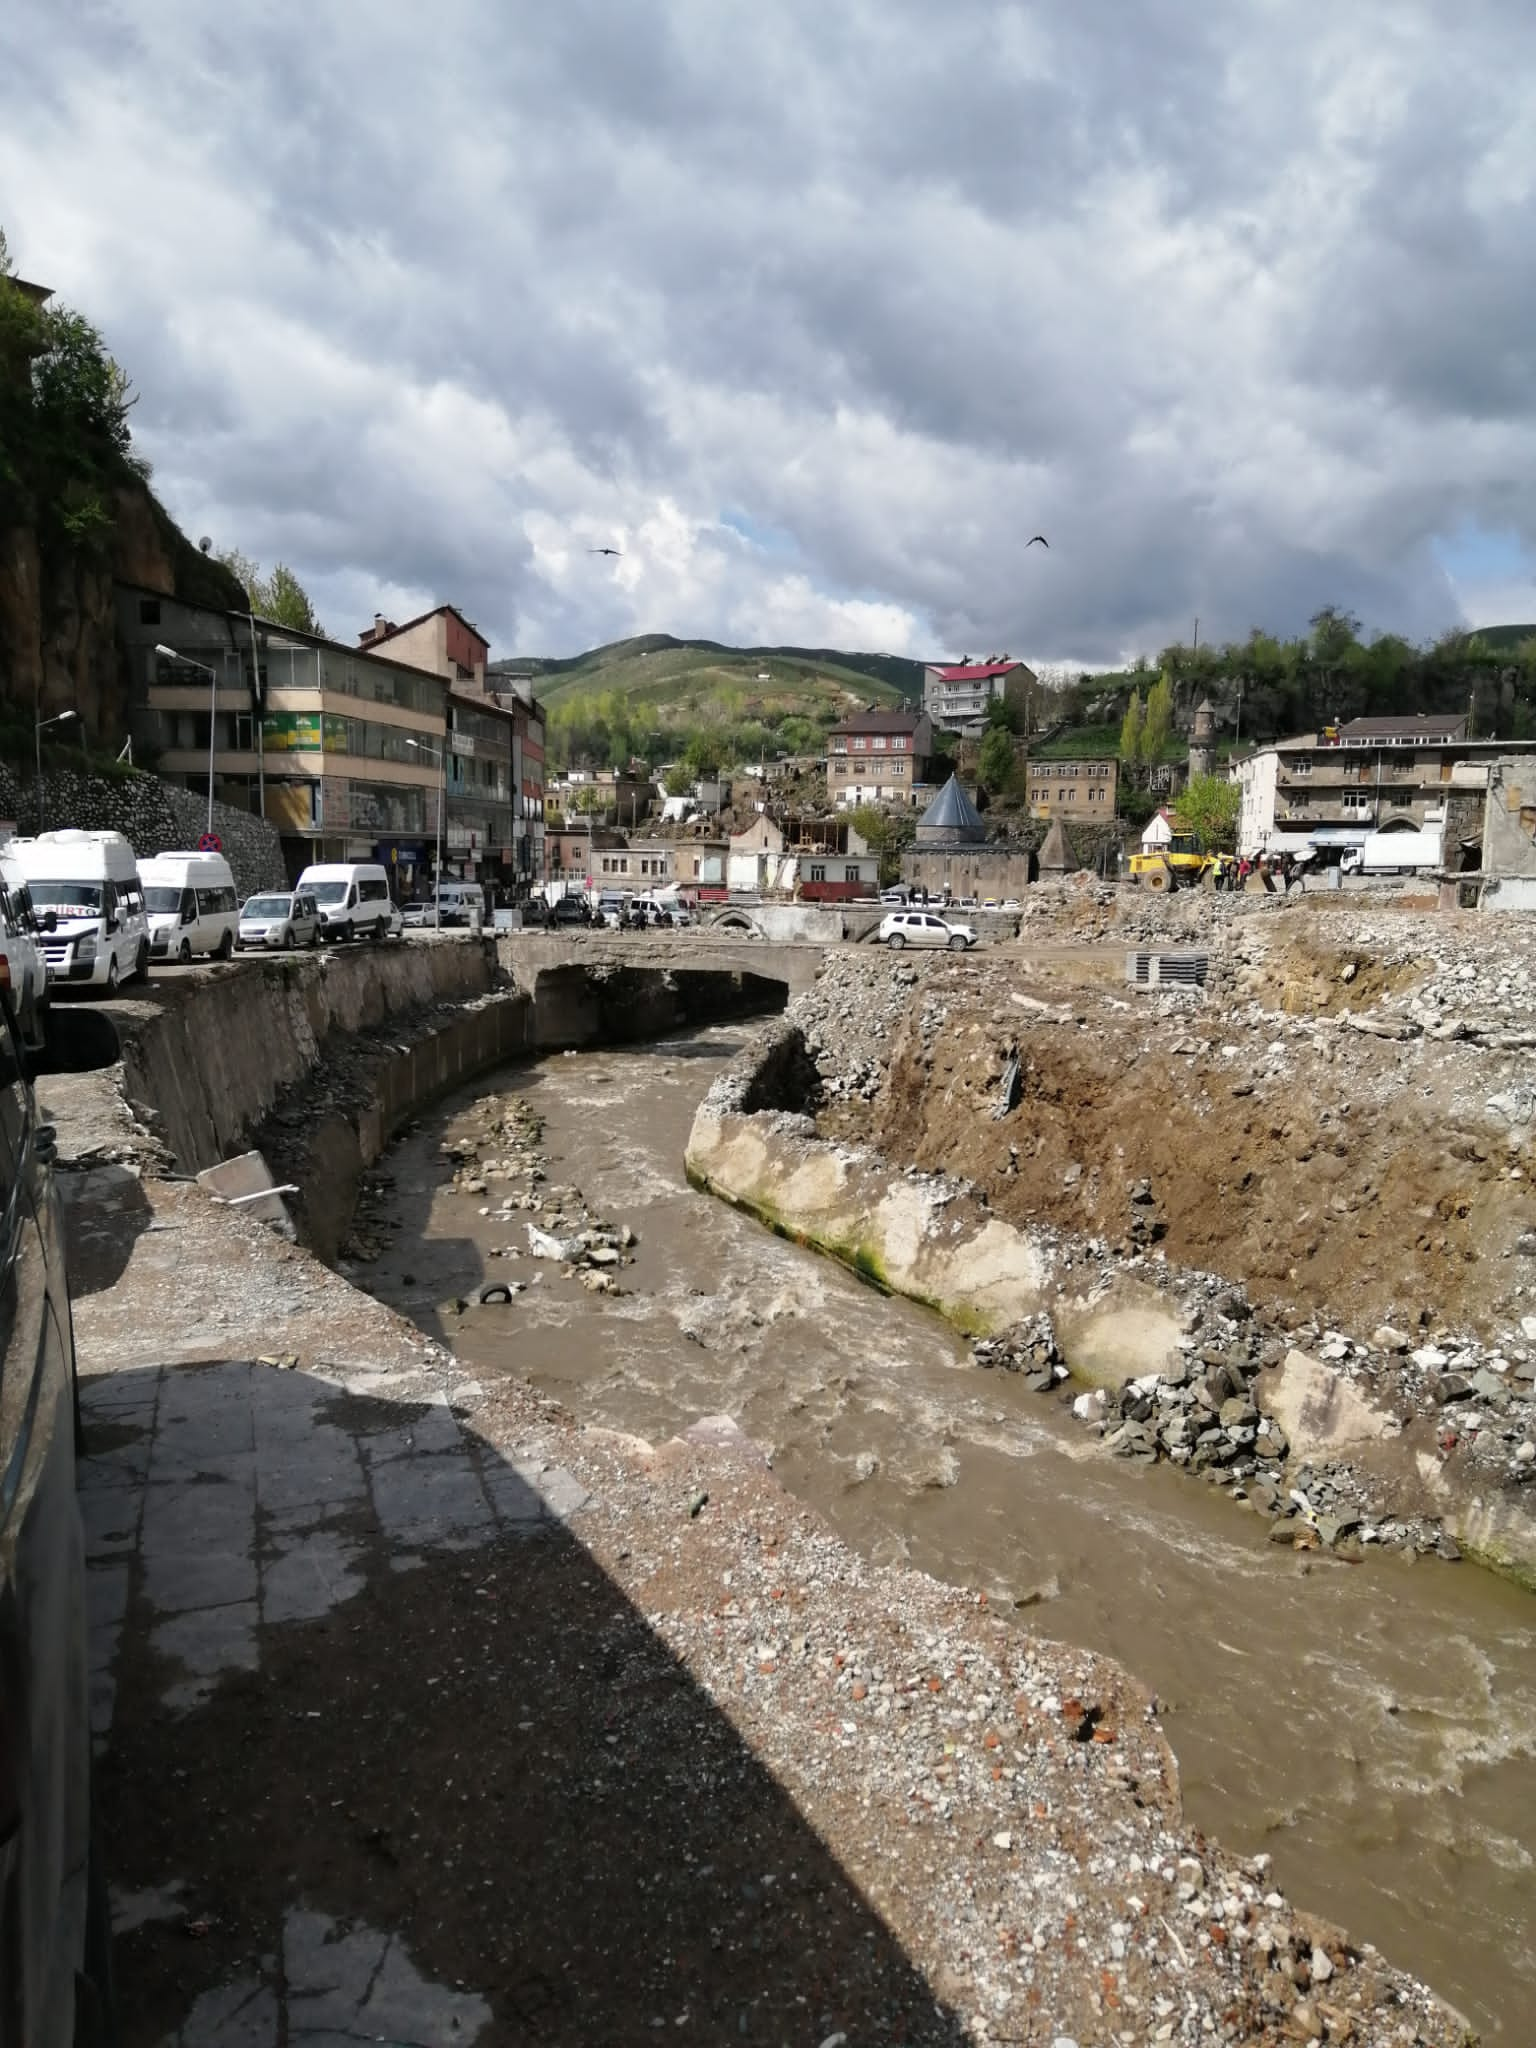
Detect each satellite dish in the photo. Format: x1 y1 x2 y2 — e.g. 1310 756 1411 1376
199 536 212 553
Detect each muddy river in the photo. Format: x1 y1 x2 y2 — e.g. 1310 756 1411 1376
367 1028 1536 2038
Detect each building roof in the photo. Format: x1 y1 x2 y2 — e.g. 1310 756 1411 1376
917 773 985 838
926 660 1025 682
1037 817 1079 874
1334 714 1468 741
829 707 928 737
358 603 488 655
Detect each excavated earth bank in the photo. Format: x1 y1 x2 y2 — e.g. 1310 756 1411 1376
687 893 1536 1585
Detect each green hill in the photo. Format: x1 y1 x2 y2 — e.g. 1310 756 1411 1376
491 634 924 769
1461 623 1536 652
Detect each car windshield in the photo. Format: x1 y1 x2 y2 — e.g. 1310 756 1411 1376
28 882 101 912
143 888 183 915
308 882 349 905
243 896 290 918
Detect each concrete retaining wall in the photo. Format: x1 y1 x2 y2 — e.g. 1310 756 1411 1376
119 940 505 1174
685 1021 1184 1365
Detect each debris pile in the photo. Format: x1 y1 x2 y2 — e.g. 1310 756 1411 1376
442 1089 638 1297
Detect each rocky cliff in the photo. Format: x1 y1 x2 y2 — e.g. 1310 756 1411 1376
0 480 247 743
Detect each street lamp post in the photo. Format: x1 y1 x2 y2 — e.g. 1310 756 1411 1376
406 737 446 930
34 708 79 832
156 644 220 834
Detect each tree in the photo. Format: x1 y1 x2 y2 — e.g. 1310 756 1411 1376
662 763 693 797
1142 671 1174 763
683 730 726 779
978 725 1017 795
1119 691 1145 768
217 549 322 633
1176 773 1240 851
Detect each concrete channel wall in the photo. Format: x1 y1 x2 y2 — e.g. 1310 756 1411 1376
119 941 514 1175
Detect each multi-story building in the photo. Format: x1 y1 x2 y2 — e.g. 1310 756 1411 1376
545 818 625 884
923 659 1034 736
591 840 674 886
443 691 513 881
118 584 447 891
356 610 547 894
1027 758 1118 818
1233 722 1535 858
826 708 935 807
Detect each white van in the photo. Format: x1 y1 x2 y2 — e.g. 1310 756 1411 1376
295 862 396 942
140 851 240 963
0 830 149 993
401 880 484 929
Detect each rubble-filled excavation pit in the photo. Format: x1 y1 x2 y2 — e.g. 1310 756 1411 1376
333 908 1536 2041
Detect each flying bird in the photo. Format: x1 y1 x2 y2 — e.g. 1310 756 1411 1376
1027 534 1049 548
588 546 622 557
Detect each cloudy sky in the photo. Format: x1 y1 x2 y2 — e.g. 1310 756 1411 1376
4 0 1534 667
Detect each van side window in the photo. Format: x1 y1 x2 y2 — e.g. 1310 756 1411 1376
181 889 197 921
359 879 388 904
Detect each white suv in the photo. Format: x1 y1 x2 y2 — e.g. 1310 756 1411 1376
878 910 976 950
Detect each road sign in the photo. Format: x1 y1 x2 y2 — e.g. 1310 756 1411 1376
198 832 222 853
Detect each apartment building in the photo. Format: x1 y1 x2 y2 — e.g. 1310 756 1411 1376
922 658 1034 736
826 708 935 806
1233 722 1536 857
118 585 448 891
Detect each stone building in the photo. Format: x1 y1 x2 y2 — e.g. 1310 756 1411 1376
902 774 1037 899
1026 757 1118 819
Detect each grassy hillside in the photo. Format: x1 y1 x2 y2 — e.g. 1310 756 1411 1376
506 635 917 713
492 634 923 769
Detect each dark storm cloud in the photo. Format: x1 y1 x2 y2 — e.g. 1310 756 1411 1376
2 0 1532 660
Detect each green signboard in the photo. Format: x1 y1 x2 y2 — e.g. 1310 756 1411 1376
262 713 349 754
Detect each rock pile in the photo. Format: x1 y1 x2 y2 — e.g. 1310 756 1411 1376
791 954 929 1099
442 1089 637 1297
972 1313 1069 1392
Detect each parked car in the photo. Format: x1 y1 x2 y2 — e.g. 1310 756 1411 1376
550 896 590 927
237 889 322 951
401 881 484 928
0 981 115 2041
879 887 909 906
878 910 977 950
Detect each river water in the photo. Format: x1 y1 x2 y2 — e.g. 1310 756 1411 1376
368 1028 1536 2038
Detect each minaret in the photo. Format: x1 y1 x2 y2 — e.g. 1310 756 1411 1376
1188 697 1216 780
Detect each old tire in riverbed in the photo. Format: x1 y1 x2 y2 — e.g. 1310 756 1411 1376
474 1283 515 1306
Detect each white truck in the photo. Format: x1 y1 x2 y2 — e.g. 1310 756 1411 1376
1341 824 1444 877
1 830 150 993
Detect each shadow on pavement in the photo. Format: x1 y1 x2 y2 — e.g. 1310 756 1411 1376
90 1360 966 2047
59 1165 155 1301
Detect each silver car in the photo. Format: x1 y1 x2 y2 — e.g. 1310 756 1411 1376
878 910 977 950
236 890 322 951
